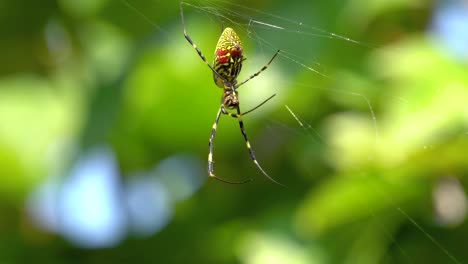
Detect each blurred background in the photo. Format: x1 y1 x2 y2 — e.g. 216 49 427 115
1 0 468 263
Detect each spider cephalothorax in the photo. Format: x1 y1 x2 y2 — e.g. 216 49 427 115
180 2 282 185
222 89 239 109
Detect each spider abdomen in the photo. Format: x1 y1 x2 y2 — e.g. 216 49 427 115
213 27 244 88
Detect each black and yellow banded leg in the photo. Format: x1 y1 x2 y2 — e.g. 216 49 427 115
236 50 281 88
234 107 284 186
208 106 252 184
221 94 277 118
180 2 226 83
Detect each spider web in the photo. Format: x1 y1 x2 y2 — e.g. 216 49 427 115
177 0 380 142
120 0 463 263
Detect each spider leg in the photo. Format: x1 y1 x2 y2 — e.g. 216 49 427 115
236 50 281 88
180 2 229 86
208 106 252 184
222 94 276 118
231 106 285 186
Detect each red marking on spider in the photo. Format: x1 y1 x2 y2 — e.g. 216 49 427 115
215 47 243 64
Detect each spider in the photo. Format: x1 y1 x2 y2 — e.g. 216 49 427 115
180 3 282 185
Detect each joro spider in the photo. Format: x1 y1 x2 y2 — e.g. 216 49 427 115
180 3 282 185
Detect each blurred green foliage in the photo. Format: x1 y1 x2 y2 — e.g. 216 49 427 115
1 0 468 263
